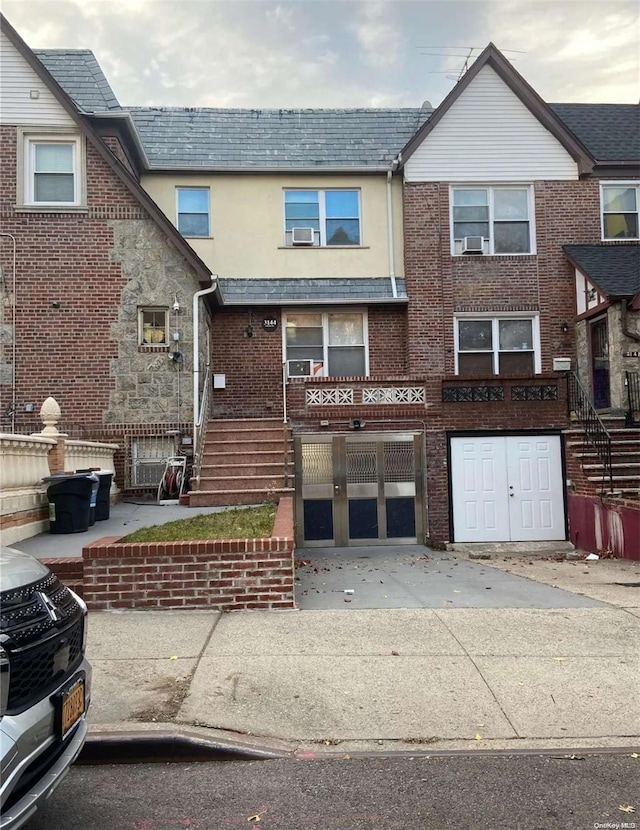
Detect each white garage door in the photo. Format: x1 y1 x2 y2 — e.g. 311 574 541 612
450 435 565 543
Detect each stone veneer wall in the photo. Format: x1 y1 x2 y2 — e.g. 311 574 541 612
82 497 295 610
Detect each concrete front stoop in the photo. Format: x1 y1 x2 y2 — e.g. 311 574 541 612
189 418 295 507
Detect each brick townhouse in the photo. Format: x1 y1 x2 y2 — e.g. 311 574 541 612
1 14 638 554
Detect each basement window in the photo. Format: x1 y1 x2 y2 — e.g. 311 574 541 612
139 308 168 346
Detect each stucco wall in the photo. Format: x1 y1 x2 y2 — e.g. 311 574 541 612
141 172 404 280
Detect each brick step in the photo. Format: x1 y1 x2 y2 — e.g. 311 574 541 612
206 427 288 441
198 474 294 490
203 438 288 453
189 487 295 507
582 463 640 472
588 475 640 484
202 450 294 465
208 418 284 425
200 462 293 478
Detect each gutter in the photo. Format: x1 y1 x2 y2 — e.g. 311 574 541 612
193 279 219 449
386 164 398 298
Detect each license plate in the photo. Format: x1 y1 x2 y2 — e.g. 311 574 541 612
59 677 85 739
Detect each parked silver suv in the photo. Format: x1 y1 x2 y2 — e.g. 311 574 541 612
1 547 91 829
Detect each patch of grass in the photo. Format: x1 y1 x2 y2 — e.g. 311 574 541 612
121 504 277 543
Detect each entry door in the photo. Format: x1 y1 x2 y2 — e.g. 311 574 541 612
591 318 610 409
451 435 565 543
295 433 424 547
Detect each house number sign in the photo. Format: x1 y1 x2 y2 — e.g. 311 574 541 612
623 350 640 357
262 318 278 331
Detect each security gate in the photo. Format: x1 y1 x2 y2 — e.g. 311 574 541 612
294 432 425 547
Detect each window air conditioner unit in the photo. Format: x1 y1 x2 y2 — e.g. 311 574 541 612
287 359 313 377
291 227 315 246
462 236 484 254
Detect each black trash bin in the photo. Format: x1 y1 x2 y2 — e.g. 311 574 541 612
95 470 114 521
44 473 93 534
76 470 99 525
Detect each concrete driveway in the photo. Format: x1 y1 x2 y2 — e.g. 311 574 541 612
295 546 605 610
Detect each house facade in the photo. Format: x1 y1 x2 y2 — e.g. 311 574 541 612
0 17 214 502
2 13 638 554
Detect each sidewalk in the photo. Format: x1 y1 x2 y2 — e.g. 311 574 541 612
84 559 640 755
12 517 640 755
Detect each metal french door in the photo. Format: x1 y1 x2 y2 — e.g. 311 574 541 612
451 435 565 543
295 433 424 547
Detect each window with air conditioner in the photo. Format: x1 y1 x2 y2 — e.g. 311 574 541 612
284 190 361 247
451 186 534 255
601 183 639 240
285 311 368 377
455 315 541 376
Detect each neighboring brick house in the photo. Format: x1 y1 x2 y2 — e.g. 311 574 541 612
2 14 637 554
0 16 214 494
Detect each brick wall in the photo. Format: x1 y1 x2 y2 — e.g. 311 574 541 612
82 497 295 610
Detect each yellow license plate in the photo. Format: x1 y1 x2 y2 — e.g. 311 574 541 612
60 677 85 739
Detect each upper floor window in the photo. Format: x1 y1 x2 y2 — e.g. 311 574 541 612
176 188 210 237
20 132 85 208
285 311 367 377
284 190 360 247
451 186 533 255
601 183 639 240
455 315 540 376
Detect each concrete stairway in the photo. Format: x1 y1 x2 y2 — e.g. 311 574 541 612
189 418 294 507
566 415 640 498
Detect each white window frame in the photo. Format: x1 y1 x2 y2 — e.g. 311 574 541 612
282 309 369 377
18 129 85 208
450 185 536 256
454 313 541 375
600 182 640 241
175 187 211 237
138 307 169 347
283 189 362 247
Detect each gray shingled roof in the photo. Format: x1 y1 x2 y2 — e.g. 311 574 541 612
218 277 408 304
563 244 640 296
551 104 639 162
129 108 429 169
35 49 120 112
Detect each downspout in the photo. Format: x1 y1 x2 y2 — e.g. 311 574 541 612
0 233 17 433
192 279 218 455
386 162 399 298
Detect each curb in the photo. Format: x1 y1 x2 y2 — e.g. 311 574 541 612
79 730 292 764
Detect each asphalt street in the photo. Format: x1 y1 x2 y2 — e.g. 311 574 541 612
29 753 640 830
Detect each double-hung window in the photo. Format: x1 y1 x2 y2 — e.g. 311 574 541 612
285 311 367 377
176 188 210 237
20 131 84 207
601 183 639 240
284 190 360 246
455 316 540 376
451 186 533 255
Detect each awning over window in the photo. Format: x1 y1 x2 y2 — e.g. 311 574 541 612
217 277 408 306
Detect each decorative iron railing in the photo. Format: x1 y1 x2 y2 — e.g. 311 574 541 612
625 371 640 427
567 371 613 491
192 363 212 488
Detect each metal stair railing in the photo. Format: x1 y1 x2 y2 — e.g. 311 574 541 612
625 371 640 427
567 371 613 491
192 363 212 489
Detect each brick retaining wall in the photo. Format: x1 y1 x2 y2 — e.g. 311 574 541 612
82 497 295 610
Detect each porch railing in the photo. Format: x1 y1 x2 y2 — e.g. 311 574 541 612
567 371 613 491
192 363 212 489
625 371 640 427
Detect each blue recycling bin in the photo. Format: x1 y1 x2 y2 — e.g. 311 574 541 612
44 473 93 534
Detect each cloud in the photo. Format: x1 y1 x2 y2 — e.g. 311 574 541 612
351 0 404 69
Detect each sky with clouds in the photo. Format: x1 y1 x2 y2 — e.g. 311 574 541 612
3 0 639 109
